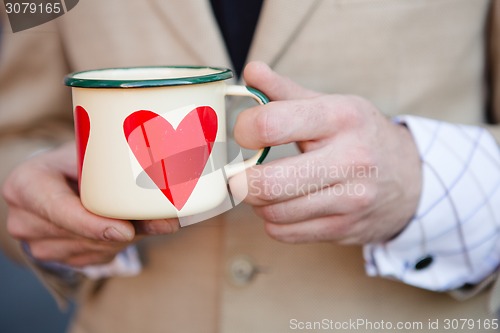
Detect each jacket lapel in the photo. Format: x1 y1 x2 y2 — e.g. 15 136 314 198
147 0 231 67
147 0 321 73
248 0 322 68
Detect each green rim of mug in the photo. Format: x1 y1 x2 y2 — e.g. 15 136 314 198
64 66 234 88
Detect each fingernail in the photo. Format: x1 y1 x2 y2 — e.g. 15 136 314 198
104 227 132 242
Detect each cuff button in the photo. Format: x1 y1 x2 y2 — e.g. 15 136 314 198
414 255 433 270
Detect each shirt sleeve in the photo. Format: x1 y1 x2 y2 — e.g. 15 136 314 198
364 115 500 291
79 246 142 279
19 242 141 308
23 243 142 281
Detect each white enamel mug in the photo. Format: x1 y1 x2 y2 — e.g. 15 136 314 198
64 66 269 221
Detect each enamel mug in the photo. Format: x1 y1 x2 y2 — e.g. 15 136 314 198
64 66 269 222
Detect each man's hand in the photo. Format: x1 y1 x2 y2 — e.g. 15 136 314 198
2 142 179 267
230 61 422 245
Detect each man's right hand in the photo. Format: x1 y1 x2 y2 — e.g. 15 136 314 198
2 142 179 267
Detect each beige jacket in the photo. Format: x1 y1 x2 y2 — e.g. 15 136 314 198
1 1 500 332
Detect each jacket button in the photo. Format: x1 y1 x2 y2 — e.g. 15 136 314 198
229 257 256 286
414 255 434 270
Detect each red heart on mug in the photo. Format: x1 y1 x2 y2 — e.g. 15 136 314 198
74 106 91 189
123 107 218 210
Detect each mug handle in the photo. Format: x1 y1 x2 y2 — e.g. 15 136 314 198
224 85 271 178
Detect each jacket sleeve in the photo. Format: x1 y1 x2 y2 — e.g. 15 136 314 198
490 0 500 140
364 0 500 303
0 12 77 305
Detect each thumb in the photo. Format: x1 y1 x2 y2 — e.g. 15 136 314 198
243 61 321 101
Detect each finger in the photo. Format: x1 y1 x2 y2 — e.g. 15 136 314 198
243 61 321 101
48 142 80 179
132 218 180 235
234 96 344 149
263 215 360 244
253 183 370 224
38 189 134 242
10 160 135 242
229 148 356 205
27 238 125 263
234 93 373 150
64 252 119 268
6 207 77 240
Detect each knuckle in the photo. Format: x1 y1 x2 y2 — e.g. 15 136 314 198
166 220 180 234
1 181 13 204
351 185 377 210
344 147 377 174
254 108 279 145
6 217 25 240
264 223 285 242
257 204 285 223
138 219 180 235
159 219 180 234
358 153 377 170
332 216 367 244
335 95 367 126
254 109 270 144
2 161 42 205
249 170 280 203
264 223 300 244
1 169 22 205
29 244 55 262
38 192 66 226
325 218 352 239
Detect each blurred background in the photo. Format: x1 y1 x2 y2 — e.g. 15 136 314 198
0 251 73 333
0 9 71 333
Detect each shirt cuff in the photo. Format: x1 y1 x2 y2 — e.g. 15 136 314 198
364 115 500 291
23 242 142 281
79 246 142 280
